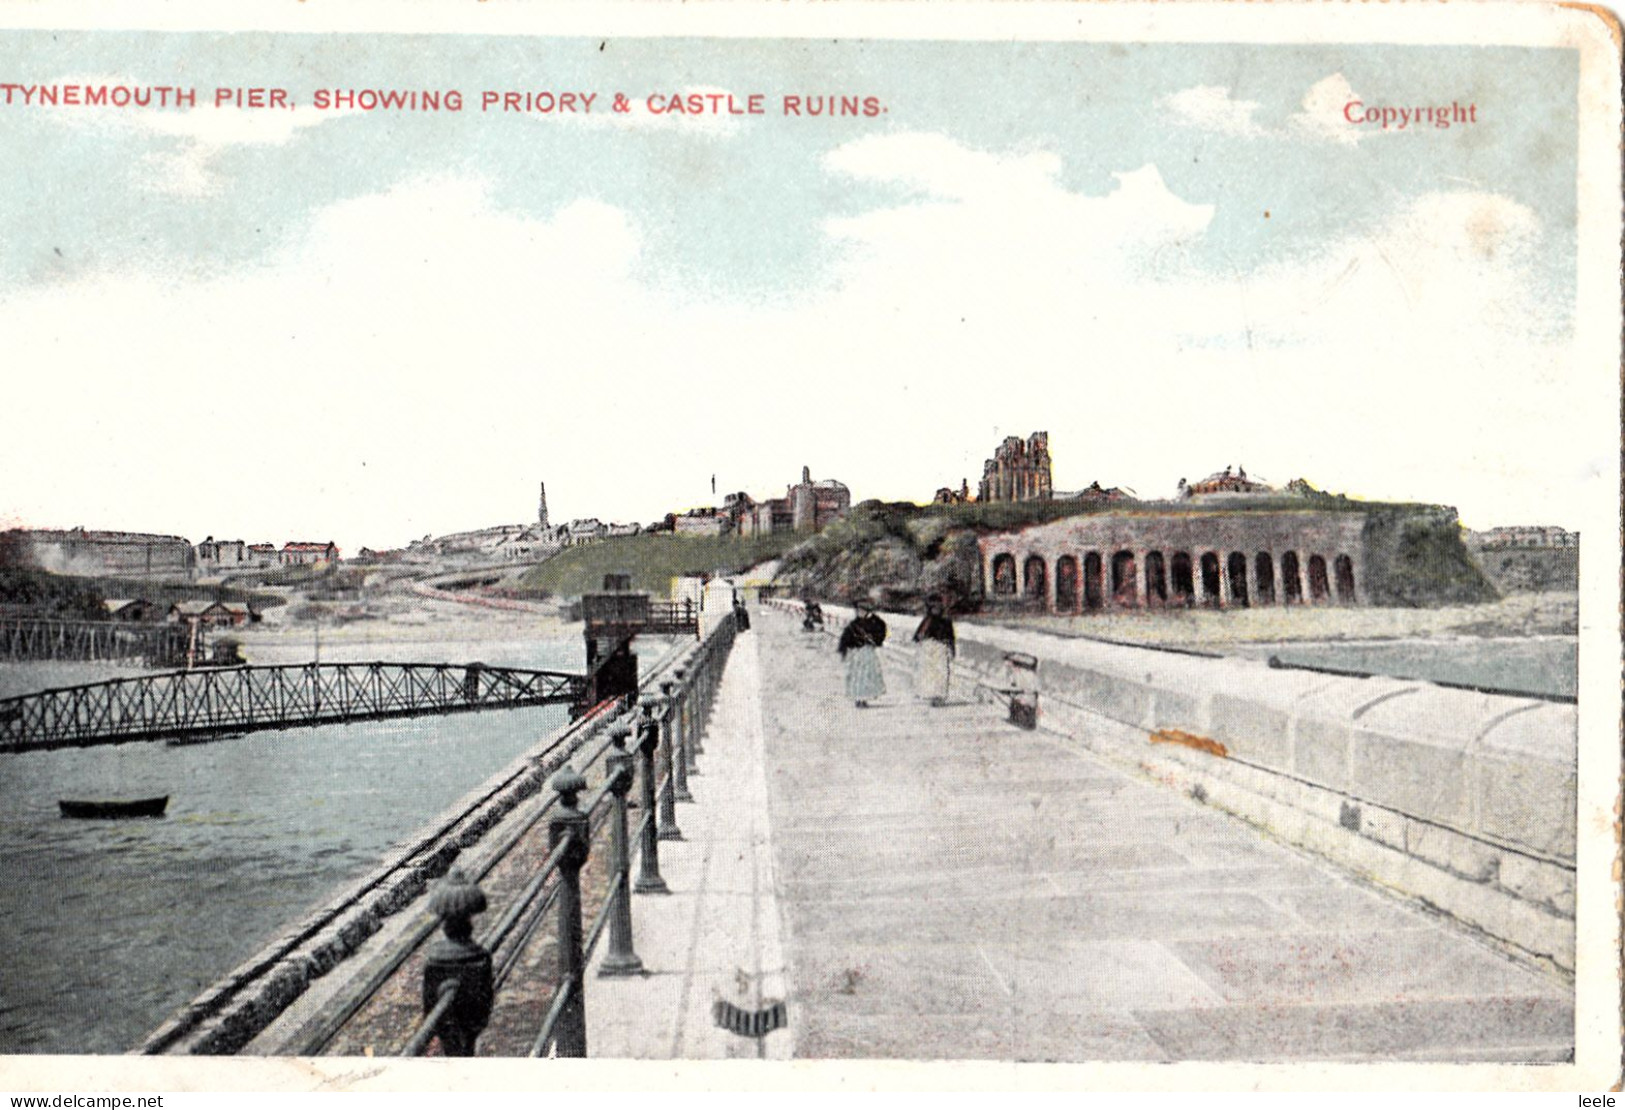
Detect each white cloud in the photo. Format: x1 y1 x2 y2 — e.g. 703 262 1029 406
1159 85 1267 138
0 134 1590 550
1164 73 1370 146
822 133 1213 306
1287 73 1367 146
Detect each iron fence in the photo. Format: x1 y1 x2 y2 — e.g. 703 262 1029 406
401 611 738 1058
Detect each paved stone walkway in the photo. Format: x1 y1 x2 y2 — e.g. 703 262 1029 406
585 624 790 1059
270 607 1572 1062
751 608 1572 1063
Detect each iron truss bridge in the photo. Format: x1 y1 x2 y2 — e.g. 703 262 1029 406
0 662 589 753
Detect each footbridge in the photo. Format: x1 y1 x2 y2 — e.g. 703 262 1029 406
0 661 588 753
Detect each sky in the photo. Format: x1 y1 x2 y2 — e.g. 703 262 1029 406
0 30 1605 552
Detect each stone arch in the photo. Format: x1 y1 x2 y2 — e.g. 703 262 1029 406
991 553 1017 597
1335 554 1357 603
1083 552 1104 611
1227 552 1250 607
1023 555 1048 604
1111 550 1138 607
1281 551 1302 604
1254 552 1276 605
1199 552 1222 606
1307 554 1331 602
1170 552 1195 605
1055 555 1080 613
1144 551 1168 606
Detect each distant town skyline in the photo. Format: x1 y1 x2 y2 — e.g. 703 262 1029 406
0 28 1608 555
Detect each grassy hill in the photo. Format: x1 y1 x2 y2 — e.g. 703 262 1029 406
515 532 800 599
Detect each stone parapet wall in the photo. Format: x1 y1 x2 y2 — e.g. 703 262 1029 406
768 598 1575 973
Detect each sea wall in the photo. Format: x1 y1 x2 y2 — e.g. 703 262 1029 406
779 600 1576 974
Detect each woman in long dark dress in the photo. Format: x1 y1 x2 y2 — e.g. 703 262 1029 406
837 601 888 707
912 599 956 707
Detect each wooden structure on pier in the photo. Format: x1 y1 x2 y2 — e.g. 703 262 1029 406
580 593 700 706
0 617 190 666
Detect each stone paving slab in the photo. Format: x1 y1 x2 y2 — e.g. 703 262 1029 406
1130 996 1574 1062
583 626 790 1060
753 608 1572 1063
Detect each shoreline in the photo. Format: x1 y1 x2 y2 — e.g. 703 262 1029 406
972 591 1577 649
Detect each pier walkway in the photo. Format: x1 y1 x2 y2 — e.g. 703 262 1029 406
602 606 1569 1062
251 604 1571 1063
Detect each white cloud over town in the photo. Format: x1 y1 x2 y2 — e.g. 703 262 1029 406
0 132 1595 551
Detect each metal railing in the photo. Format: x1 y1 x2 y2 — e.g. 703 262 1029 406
401 611 739 1058
0 661 589 753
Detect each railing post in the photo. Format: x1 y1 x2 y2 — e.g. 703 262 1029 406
599 723 643 977
691 648 709 756
548 767 590 1057
670 669 695 799
656 682 683 840
420 869 493 1057
633 700 670 893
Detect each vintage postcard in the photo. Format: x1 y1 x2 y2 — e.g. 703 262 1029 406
0 0 1618 1096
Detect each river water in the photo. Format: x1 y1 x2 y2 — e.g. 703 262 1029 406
1216 636 1578 699
0 635 585 1055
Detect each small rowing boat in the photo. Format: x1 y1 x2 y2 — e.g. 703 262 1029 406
58 796 169 819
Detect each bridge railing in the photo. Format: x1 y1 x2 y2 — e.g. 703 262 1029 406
0 661 588 753
402 610 738 1058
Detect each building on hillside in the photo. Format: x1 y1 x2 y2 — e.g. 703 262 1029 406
247 543 278 568
674 509 731 537
978 432 1053 503
1178 465 1273 499
1060 481 1134 504
748 497 796 536
103 598 154 621
280 541 340 567
721 492 757 534
979 510 1365 614
789 466 851 531
196 537 248 573
491 524 563 562
562 519 606 546
6 528 195 578
1478 526 1579 550
699 466 850 538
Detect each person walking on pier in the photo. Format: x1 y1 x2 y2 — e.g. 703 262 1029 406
838 600 888 708
912 598 956 707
